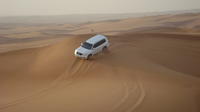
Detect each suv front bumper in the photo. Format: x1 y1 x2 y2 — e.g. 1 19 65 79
74 52 88 59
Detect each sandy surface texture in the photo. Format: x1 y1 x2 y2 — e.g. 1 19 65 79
0 13 200 112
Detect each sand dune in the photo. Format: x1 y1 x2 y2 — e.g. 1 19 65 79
1 13 200 40
1 13 200 112
0 32 200 112
69 13 200 35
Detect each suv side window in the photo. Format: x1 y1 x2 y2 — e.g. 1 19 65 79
93 39 106 48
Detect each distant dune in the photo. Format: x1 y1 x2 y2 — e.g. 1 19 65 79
69 13 200 35
1 12 200 42
0 12 200 112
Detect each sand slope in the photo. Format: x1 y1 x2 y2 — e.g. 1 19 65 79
0 33 200 112
1 13 200 112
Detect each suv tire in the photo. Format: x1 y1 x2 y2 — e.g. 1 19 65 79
86 54 92 60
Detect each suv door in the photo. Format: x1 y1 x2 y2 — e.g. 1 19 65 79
93 39 106 54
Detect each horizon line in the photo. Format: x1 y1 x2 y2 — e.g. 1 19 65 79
0 8 200 18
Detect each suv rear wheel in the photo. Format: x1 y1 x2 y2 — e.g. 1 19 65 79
102 46 107 51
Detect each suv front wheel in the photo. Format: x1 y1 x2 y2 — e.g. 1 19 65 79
86 54 92 60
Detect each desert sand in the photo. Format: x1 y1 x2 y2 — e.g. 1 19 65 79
0 13 200 112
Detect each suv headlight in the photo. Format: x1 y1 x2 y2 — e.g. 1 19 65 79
77 52 83 55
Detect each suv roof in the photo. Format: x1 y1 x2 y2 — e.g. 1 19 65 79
86 34 106 44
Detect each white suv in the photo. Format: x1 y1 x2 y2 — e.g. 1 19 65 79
74 34 110 60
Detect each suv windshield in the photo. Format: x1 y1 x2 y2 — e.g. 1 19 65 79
81 42 93 50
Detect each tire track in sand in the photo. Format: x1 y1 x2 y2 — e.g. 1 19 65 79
125 77 146 112
0 58 94 110
106 47 145 112
111 68 146 112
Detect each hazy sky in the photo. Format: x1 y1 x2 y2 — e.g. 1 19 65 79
1 0 200 16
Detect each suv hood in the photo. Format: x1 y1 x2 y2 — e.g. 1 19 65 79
76 46 91 54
